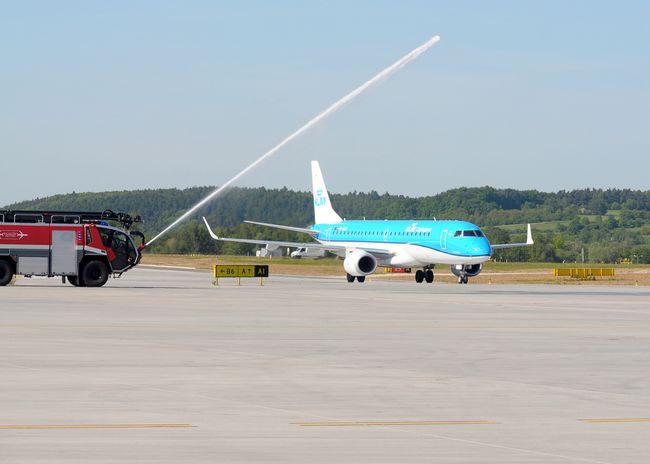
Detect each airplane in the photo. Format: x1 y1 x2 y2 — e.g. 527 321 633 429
203 161 533 284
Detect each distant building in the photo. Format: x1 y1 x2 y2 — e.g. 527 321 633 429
256 245 282 258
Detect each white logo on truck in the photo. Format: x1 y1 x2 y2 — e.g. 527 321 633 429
0 230 29 240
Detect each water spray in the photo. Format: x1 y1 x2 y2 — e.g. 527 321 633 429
146 35 441 246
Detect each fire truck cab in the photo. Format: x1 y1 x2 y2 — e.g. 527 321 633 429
0 210 144 287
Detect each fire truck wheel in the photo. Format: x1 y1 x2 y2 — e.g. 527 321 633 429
0 260 15 286
82 261 109 287
67 276 84 287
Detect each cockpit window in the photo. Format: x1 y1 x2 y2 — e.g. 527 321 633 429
456 230 484 237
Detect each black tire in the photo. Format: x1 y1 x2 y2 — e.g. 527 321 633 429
0 260 15 286
346 273 356 283
425 270 434 283
415 270 424 283
67 275 84 287
357 276 366 283
82 261 109 287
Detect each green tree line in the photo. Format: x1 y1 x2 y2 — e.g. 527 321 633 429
4 186 650 263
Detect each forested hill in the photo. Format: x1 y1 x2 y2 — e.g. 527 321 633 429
4 186 650 263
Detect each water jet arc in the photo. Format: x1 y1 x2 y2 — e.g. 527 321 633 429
147 35 441 246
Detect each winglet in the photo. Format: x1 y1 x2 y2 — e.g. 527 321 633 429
202 217 219 240
526 223 534 245
489 223 534 250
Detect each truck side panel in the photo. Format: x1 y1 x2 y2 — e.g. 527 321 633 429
17 257 48 275
0 223 50 272
51 229 78 275
0 223 85 277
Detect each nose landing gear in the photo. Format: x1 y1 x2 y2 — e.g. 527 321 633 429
451 264 481 284
346 273 366 283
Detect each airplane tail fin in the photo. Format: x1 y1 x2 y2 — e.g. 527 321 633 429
311 161 343 224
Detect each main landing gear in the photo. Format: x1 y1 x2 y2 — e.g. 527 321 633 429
458 274 469 285
346 273 366 283
414 268 434 283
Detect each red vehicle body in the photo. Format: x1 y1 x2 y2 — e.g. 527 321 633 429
0 210 144 287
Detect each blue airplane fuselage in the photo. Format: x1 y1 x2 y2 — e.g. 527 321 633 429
311 220 492 267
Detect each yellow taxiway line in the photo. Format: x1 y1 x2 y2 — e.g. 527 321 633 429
0 424 195 430
579 418 650 423
295 420 497 427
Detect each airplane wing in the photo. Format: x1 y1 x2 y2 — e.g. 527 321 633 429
491 224 534 250
202 217 393 256
243 220 319 236
203 217 343 250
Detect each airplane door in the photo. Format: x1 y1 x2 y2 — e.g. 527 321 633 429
383 228 390 242
440 229 448 250
325 227 332 241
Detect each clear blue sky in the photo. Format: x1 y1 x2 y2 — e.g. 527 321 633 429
2 1 648 206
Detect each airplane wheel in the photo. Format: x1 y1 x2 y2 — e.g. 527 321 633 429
346 273 355 283
415 270 424 283
357 276 366 283
425 270 434 283
458 276 464 284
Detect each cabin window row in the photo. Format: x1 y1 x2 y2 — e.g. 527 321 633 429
332 230 432 237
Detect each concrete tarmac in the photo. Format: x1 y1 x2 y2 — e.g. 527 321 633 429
1 268 649 463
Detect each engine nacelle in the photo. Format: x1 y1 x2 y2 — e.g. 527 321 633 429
344 249 378 276
451 264 483 278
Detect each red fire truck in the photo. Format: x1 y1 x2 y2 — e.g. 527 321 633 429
0 210 145 287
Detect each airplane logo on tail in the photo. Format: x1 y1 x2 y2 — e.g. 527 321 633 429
314 188 327 207
0 230 29 240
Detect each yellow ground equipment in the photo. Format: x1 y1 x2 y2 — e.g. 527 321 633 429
553 268 615 278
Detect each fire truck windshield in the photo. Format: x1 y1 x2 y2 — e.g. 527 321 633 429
98 227 137 272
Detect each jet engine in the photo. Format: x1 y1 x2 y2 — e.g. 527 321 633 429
451 264 483 277
344 249 378 276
